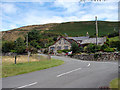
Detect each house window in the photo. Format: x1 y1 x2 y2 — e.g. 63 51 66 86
64 46 68 50
57 46 61 50
64 39 67 44
59 40 61 44
50 47 55 50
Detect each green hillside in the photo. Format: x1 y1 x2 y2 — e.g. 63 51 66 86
47 21 119 37
2 21 119 41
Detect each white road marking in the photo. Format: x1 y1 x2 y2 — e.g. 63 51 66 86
57 68 81 77
17 82 37 88
87 63 90 67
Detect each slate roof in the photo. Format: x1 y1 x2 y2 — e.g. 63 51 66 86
66 36 89 41
80 37 106 44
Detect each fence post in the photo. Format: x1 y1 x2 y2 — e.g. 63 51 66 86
15 54 17 64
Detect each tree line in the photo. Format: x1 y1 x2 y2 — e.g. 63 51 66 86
2 30 59 54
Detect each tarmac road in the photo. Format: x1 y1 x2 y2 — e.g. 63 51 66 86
2 55 118 89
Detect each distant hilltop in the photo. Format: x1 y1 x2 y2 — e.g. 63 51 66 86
2 21 119 41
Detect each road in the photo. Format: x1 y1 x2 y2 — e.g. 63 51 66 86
2 55 118 89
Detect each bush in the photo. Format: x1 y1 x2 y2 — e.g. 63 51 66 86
15 37 26 54
108 31 119 38
31 47 38 54
110 41 120 51
85 44 101 53
94 53 101 59
57 50 62 53
84 46 87 52
104 48 114 52
16 46 26 54
71 42 81 53
101 44 108 51
44 49 48 54
2 41 15 53
30 40 39 48
62 49 71 53
86 44 95 53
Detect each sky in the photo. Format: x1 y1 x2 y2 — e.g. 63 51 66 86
0 0 119 31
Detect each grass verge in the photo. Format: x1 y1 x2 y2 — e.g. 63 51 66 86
2 55 64 78
109 78 119 89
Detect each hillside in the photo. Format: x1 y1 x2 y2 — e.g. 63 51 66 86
48 21 119 36
2 21 119 41
2 23 59 41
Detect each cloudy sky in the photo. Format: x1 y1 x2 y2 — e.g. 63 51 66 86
0 0 119 31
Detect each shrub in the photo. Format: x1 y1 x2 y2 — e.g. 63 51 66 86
84 46 87 52
110 41 120 51
85 44 101 53
86 44 95 53
71 42 81 53
104 48 114 52
62 49 70 53
44 49 48 54
2 41 15 53
15 37 26 54
101 44 108 51
30 40 39 48
94 53 102 59
108 31 119 38
57 50 62 53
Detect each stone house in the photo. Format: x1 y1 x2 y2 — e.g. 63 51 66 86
49 35 106 53
49 36 72 53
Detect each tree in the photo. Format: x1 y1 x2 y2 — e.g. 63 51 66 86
2 41 15 53
71 42 80 53
30 40 39 48
14 37 26 54
27 30 41 42
26 45 37 54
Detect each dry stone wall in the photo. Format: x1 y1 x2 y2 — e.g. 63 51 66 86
72 53 120 61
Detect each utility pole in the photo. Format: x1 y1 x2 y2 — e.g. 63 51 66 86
27 33 28 48
119 30 120 40
95 16 98 45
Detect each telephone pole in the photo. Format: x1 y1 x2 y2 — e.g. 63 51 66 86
27 33 28 48
95 16 98 45
119 30 120 40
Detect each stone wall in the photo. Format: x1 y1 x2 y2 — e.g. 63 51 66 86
72 53 120 61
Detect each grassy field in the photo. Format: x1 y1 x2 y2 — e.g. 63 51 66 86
2 55 64 77
109 78 119 89
109 36 119 41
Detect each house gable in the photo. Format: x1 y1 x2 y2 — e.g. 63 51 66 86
49 36 72 51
